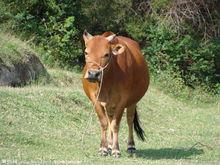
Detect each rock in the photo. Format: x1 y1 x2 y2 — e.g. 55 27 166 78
0 51 48 87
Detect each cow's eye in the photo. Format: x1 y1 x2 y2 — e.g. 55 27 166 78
104 53 109 58
85 52 88 56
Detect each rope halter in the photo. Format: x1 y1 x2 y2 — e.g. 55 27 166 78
85 53 113 102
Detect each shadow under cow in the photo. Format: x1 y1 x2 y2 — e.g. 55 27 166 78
134 148 204 160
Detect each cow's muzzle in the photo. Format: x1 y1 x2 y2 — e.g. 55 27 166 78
86 69 102 82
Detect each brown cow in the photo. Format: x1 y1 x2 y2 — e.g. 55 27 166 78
82 30 149 157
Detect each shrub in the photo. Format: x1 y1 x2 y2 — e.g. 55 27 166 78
125 12 220 88
1 0 83 68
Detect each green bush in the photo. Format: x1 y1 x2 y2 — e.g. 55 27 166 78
125 16 220 88
39 15 80 68
1 0 83 68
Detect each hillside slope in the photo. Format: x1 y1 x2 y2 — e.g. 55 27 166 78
0 69 219 164
0 33 47 86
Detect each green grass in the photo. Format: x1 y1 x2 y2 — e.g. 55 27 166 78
0 68 220 164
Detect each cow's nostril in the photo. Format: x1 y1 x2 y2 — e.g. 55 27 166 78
95 72 100 77
88 70 93 76
88 70 101 79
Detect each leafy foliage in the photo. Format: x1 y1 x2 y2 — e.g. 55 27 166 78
125 1 220 88
1 0 83 68
140 22 220 86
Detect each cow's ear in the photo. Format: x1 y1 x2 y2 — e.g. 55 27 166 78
112 44 125 55
83 30 93 44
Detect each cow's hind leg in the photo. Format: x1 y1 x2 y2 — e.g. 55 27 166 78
126 104 136 153
95 103 108 156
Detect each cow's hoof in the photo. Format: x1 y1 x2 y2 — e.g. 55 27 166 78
112 150 121 158
127 147 136 154
107 147 112 155
98 147 108 156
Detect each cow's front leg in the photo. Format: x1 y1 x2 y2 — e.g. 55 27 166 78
106 114 113 154
95 103 108 156
110 108 124 158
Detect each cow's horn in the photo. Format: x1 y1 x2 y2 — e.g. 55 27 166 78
106 34 116 42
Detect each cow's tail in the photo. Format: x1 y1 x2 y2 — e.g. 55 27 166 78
133 107 145 141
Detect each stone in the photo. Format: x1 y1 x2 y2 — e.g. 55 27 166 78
0 51 48 87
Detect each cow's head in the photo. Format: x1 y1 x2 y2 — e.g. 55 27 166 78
83 30 125 83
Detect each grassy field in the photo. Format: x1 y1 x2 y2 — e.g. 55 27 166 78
0 68 219 164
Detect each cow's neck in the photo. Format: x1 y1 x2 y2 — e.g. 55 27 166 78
97 75 112 102
97 62 115 102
